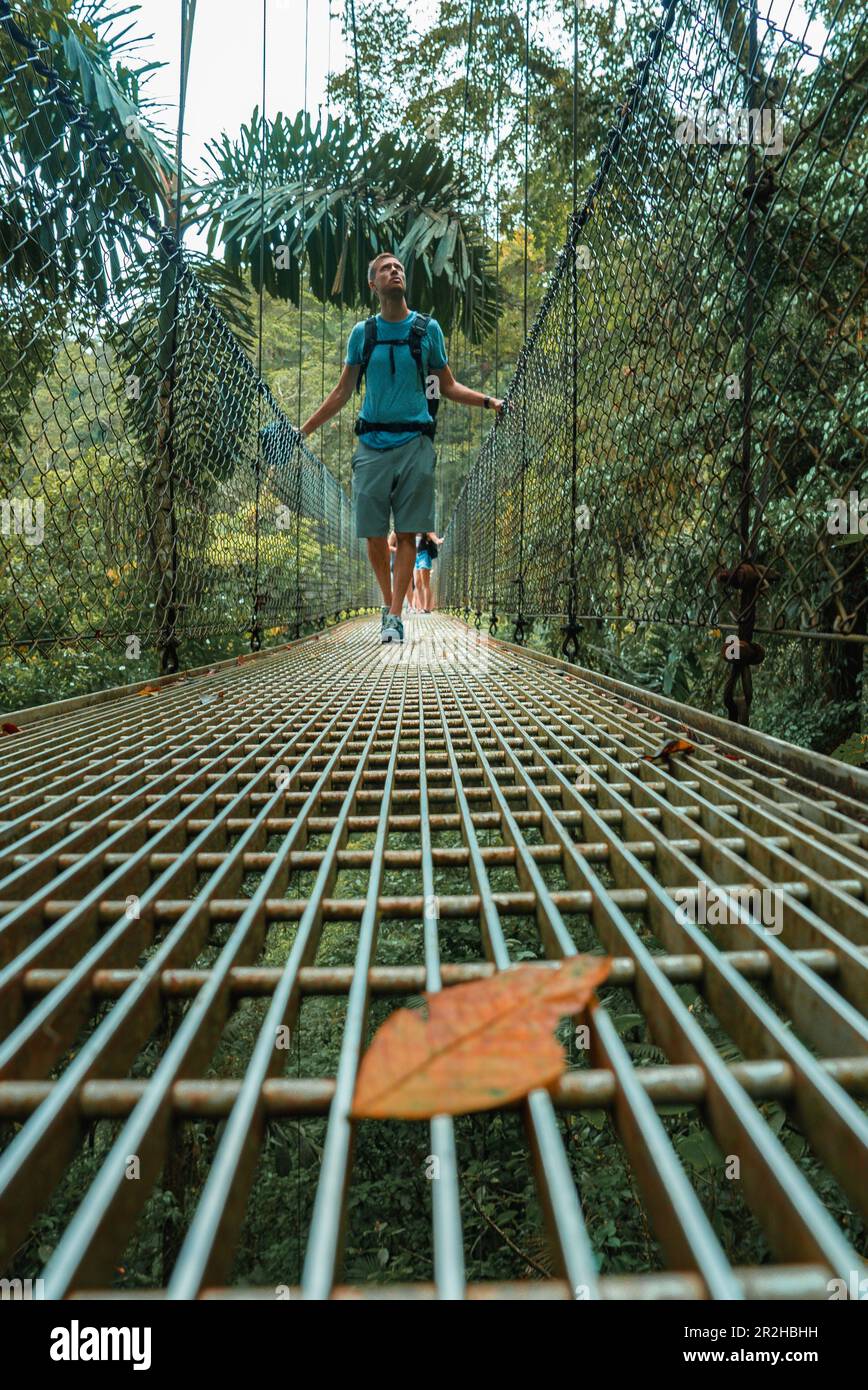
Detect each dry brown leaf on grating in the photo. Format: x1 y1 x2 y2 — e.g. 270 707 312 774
643 737 696 763
350 955 611 1120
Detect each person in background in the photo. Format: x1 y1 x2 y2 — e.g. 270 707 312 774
414 530 444 613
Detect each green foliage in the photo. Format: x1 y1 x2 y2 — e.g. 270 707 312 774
0 0 175 295
193 107 503 338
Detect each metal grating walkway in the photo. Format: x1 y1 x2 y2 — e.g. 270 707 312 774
1 613 866 1300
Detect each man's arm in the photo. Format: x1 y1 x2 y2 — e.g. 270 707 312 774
300 362 361 437
432 364 504 415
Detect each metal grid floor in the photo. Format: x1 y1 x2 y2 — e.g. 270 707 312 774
1 614 866 1299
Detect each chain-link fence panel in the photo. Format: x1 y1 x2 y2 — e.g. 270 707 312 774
0 4 376 703
440 0 866 723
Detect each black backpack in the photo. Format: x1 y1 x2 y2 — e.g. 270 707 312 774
354 311 440 436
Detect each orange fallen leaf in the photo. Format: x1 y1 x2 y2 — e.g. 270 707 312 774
1 722 21 735
351 955 611 1120
643 737 695 763
137 685 159 697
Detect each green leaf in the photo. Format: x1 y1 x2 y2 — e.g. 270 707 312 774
677 1130 722 1171
583 1109 607 1131
432 220 458 278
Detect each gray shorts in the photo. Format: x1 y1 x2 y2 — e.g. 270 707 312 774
351 433 436 538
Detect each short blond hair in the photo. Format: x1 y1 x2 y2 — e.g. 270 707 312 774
368 251 403 283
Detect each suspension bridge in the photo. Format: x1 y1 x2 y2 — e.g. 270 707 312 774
0 0 866 1302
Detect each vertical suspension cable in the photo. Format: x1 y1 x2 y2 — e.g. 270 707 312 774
474 172 485 628
445 0 476 548
159 0 196 674
348 0 371 327
326 3 346 617
347 0 366 145
489 2 503 637
319 5 332 621
347 0 370 607
563 0 581 664
319 266 327 624
173 2 195 242
251 0 267 652
513 0 530 644
294 0 310 638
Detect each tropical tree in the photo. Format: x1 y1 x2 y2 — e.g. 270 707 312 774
191 107 504 339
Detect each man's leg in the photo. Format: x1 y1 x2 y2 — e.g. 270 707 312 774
367 536 392 606
353 442 395 607
391 533 416 616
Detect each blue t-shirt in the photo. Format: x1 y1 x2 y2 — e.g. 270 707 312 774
346 311 448 450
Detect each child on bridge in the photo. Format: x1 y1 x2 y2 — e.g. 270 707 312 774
412 531 444 613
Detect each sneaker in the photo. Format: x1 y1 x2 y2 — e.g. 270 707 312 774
381 605 390 626
381 614 404 644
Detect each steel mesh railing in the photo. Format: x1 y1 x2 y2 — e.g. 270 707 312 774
0 4 376 694
440 0 866 716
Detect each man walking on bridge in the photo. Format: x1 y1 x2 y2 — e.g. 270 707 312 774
300 253 503 643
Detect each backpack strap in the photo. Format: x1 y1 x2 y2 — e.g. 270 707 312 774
408 312 430 389
355 316 379 394
410 312 441 420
